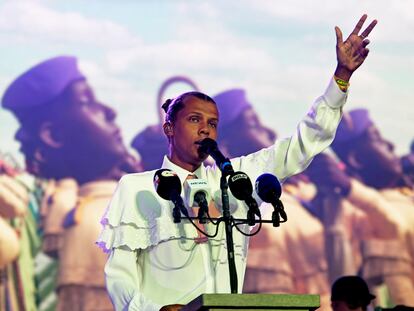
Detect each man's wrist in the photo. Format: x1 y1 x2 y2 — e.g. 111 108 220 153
334 75 350 93
334 65 352 82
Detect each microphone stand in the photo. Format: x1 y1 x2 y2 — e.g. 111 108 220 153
219 173 238 294
177 184 286 294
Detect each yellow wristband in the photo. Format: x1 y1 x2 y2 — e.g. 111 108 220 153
334 76 349 92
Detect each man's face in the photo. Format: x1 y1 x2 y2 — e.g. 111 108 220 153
16 80 129 176
354 125 402 187
61 80 127 158
168 96 218 170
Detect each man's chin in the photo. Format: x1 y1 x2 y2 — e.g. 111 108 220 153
197 151 209 162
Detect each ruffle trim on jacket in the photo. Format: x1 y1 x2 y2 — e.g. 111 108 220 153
96 173 249 258
97 213 202 253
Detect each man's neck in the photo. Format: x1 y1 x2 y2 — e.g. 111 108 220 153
167 155 200 173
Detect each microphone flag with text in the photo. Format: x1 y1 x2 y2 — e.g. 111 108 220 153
153 169 188 223
184 178 211 224
255 173 287 227
228 171 261 226
197 138 261 225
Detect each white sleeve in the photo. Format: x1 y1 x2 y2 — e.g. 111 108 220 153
105 248 162 311
232 77 347 183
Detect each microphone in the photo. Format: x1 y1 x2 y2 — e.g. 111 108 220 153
184 178 212 224
255 173 286 227
196 138 234 175
228 171 261 225
153 169 188 223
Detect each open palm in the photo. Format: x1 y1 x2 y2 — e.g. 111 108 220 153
335 15 377 79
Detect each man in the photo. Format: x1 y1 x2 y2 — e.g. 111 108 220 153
323 108 414 306
2 56 140 310
331 276 376 311
98 15 377 311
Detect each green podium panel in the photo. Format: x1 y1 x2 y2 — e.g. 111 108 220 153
181 293 320 311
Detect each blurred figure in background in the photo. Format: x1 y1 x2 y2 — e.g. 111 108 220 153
131 76 199 171
0 214 19 269
0 156 23 270
0 158 39 311
331 276 376 311
326 109 414 306
0 155 51 311
401 140 414 185
2 56 140 311
213 88 276 158
305 151 403 296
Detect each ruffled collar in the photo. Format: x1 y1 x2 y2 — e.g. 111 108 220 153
161 156 207 185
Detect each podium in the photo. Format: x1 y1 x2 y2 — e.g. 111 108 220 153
181 294 320 311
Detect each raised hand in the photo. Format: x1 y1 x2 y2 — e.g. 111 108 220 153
335 14 378 81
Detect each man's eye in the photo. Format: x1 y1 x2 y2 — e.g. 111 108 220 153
189 116 199 122
209 122 217 129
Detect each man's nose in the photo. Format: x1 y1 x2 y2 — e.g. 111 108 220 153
99 102 116 122
386 141 395 152
198 122 210 136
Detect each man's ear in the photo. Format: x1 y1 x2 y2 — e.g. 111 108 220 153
38 122 63 148
163 122 173 137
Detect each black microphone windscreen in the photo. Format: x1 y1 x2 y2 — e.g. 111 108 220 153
255 173 282 202
197 138 217 154
153 169 182 200
228 171 253 200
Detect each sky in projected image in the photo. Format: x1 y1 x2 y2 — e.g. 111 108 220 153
0 0 413 165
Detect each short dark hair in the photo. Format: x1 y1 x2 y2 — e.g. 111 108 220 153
331 276 375 311
161 91 216 123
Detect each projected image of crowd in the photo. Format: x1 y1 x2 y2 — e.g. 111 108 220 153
1 57 414 311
